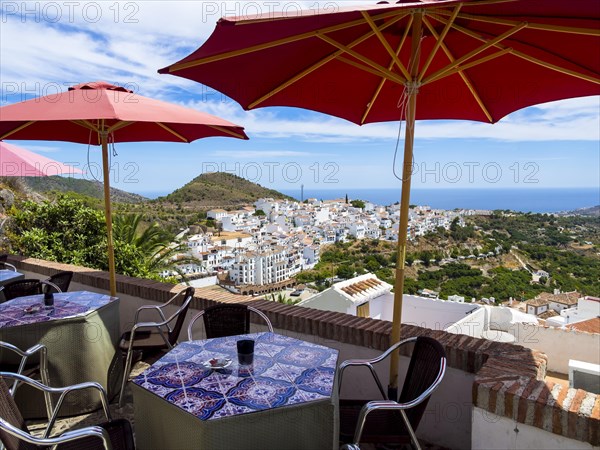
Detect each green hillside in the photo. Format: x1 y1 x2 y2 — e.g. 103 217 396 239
159 172 295 207
21 176 146 204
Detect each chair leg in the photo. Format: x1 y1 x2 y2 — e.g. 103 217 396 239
401 409 422 450
118 348 134 408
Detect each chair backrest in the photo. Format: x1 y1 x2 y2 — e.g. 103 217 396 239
46 271 73 293
0 379 36 450
398 336 446 430
202 304 251 339
1 279 43 302
187 304 274 340
166 287 195 345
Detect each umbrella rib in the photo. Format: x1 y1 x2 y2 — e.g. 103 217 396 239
167 9 408 72
361 11 411 81
438 10 600 37
0 121 35 140
70 119 99 132
156 123 189 142
317 34 407 85
421 17 494 122
418 5 462 83
336 56 405 85
107 121 134 134
361 15 413 125
449 22 600 85
425 46 513 85
205 124 246 140
248 12 409 110
423 21 527 87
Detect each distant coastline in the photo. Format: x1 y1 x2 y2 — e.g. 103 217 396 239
136 187 599 214
280 187 600 214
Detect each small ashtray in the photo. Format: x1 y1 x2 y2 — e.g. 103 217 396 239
24 305 42 314
201 358 232 370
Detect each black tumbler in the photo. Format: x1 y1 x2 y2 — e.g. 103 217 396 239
43 291 54 307
237 339 255 365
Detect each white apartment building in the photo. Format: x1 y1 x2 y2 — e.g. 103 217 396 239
229 246 290 285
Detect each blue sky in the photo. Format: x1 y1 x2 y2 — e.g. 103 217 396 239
1 1 599 197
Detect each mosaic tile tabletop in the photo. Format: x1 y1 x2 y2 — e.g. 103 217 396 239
0 291 118 328
0 270 23 284
133 332 338 421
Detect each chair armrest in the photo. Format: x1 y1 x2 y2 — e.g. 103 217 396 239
0 342 51 417
128 322 172 349
0 419 112 450
337 337 418 400
0 372 111 438
350 400 411 447
40 279 62 293
0 262 17 272
133 304 168 325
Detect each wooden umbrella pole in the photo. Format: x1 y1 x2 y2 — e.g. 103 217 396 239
100 130 117 297
388 10 422 398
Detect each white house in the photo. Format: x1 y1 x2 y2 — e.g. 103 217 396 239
207 209 229 221
545 296 600 328
298 274 393 319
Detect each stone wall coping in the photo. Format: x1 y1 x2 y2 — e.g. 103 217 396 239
8 256 599 446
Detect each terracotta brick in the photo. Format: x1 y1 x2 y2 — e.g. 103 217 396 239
533 382 554 429
551 385 569 435
591 396 600 421
488 381 504 414
504 380 524 418
517 379 542 424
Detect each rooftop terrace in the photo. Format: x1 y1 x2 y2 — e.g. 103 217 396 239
6 255 600 450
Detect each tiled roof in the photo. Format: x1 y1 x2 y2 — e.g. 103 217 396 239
567 317 600 334
538 310 559 319
527 297 550 307
195 285 254 303
536 291 580 306
340 278 383 297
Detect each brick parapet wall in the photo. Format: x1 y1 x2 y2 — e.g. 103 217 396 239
8 256 599 446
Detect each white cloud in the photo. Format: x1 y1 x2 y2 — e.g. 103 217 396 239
187 96 600 143
211 150 316 158
17 145 61 153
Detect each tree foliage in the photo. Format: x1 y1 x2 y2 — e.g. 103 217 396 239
8 195 197 282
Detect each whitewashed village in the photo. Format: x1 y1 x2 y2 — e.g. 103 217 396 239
159 197 599 396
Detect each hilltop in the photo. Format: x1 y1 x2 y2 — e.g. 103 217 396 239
21 176 146 204
157 172 295 207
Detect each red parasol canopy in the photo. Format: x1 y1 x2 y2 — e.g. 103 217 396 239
0 81 248 296
0 141 80 177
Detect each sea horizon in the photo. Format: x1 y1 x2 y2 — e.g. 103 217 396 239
136 186 599 214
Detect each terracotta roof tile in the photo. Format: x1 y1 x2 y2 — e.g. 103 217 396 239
567 317 600 334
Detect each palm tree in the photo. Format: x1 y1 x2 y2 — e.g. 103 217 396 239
113 214 200 281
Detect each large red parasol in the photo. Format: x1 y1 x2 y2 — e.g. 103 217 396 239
159 0 600 396
0 81 248 296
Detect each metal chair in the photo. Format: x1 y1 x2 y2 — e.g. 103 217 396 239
338 336 446 450
187 303 274 340
0 373 134 450
118 287 195 407
45 271 74 293
0 342 52 419
0 279 61 303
